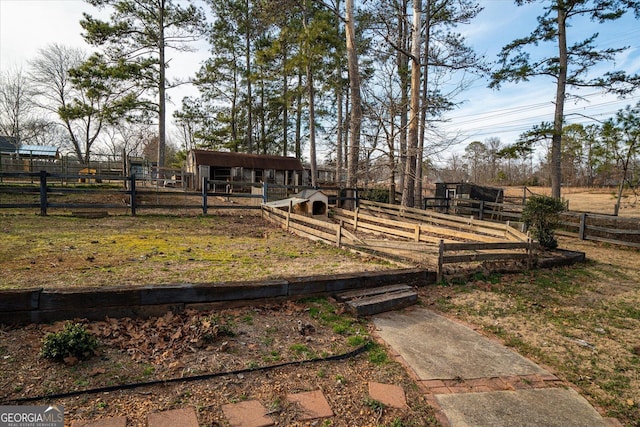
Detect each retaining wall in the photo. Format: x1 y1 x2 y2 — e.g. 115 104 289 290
0 268 433 325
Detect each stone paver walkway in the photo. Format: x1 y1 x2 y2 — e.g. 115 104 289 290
69 382 406 426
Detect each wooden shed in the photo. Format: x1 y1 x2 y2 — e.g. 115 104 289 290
435 182 504 203
187 149 304 190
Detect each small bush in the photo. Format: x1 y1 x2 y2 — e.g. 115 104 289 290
521 195 565 249
361 187 390 204
40 322 98 361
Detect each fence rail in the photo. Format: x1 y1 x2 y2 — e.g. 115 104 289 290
426 196 640 249
263 200 534 281
0 171 362 216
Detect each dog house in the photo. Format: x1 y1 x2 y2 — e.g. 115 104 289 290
264 189 328 217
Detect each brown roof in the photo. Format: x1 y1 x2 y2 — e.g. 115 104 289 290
192 150 303 171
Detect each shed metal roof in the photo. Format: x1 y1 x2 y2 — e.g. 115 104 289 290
192 150 303 171
17 145 59 157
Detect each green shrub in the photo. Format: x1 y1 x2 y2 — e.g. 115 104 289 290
521 195 566 249
40 322 98 361
361 187 390 204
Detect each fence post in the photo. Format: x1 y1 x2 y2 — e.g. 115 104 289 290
479 200 484 220
437 239 444 283
130 174 137 216
414 224 420 242
39 170 47 216
262 181 268 204
336 224 342 247
354 207 359 231
579 213 587 240
202 177 208 215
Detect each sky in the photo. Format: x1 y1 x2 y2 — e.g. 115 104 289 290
1 0 639 162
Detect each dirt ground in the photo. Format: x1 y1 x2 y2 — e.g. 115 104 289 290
0 299 439 426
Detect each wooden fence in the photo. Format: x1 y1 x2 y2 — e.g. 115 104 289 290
354 200 530 242
557 212 640 248
425 197 525 222
263 201 534 281
426 197 640 249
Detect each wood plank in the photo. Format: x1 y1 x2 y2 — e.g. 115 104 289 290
335 284 415 302
362 240 436 250
442 242 530 251
346 290 417 317
442 253 529 264
0 289 41 311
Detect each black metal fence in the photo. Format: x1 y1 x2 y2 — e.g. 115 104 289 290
0 171 358 216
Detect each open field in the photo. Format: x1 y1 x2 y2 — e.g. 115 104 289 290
503 186 640 217
1 211 639 425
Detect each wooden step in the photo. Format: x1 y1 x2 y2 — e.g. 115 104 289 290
334 284 414 302
335 284 418 317
346 289 417 317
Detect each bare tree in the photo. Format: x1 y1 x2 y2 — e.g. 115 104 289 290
0 68 50 145
28 44 98 162
401 0 421 207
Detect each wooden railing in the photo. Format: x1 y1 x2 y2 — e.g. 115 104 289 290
426 197 640 249
263 201 534 281
437 241 533 282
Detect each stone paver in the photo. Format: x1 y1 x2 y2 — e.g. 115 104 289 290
287 389 334 420
71 416 127 427
147 408 199 427
221 400 275 427
368 382 408 409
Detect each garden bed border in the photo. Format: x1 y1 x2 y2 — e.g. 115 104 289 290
0 268 432 325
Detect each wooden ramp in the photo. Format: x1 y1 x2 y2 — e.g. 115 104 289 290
334 284 418 317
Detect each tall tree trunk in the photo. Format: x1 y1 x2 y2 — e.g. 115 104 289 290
303 0 317 187
283 49 289 157
416 0 431 208
335 0 343 185
245 0 253 152
307 65 317 187
388 94 397 203
336 88 343 183
158 0 166 172
397 0 409 193
231 66 239 151
260 75 266 154
401 0 421 207
343 88 350 168
295 72 302 159
552 5 567 199
345 0 362 199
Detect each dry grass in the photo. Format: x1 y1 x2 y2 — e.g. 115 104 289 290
503 186 640 217
0 213 395 290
